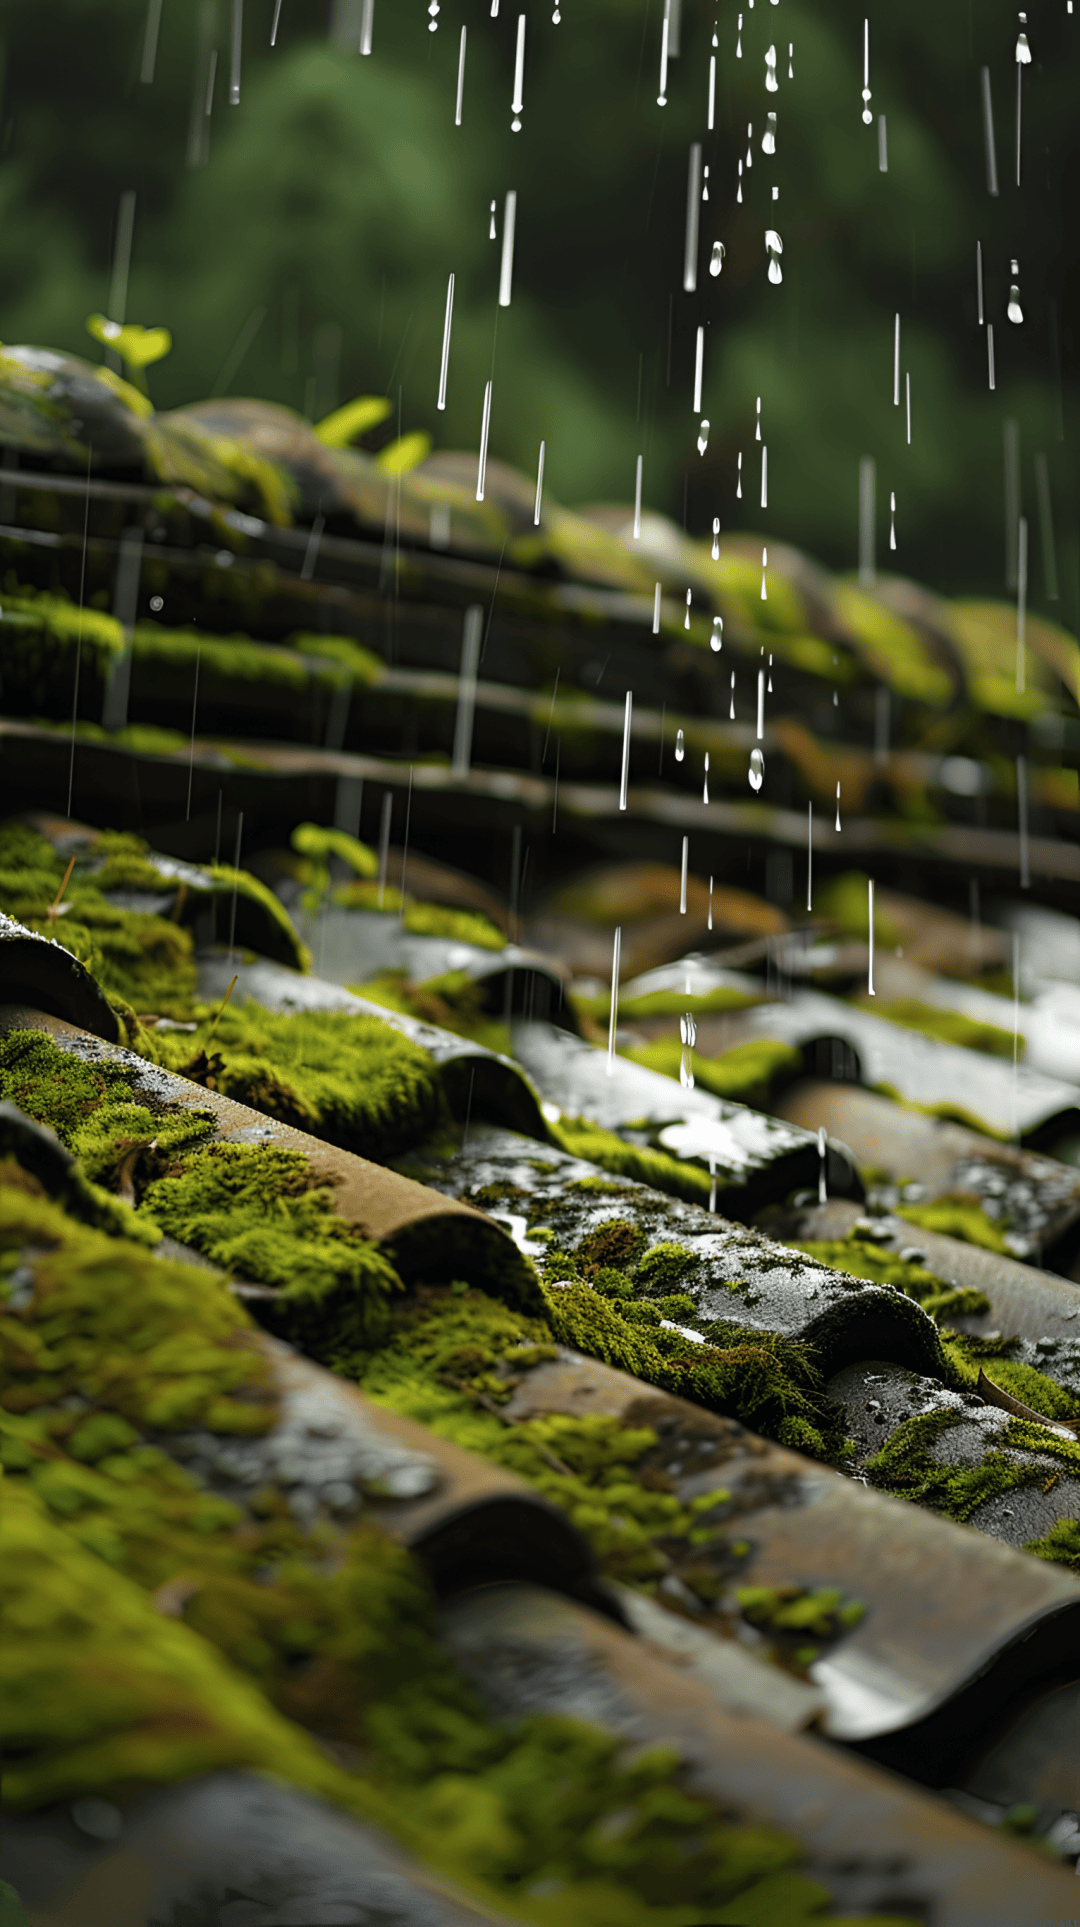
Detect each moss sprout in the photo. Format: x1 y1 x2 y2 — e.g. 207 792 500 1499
894 1195 1012 1255
354 969 512 1052
1023 1517 1080 1573
547 1116 714 1209
863 1408 1080 1523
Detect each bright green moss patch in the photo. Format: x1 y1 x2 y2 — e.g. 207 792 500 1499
548 1115 714 1209
627 1037 802 1107
858 997 1019 1059
148 1002 447 1161
793 1232 992 1326
354 968 512 1054
941 1332 1080 1423
0 1181 275 1432
287 631 384 683
1023 1517 1080 1572
895 1195 1012 1255
0 1478 350 1811
335 884 507 949
143 1142 404 1353
0 1200 910 1927
575 985 761 1023
736 1585 865 1640
863 1408 1078 1523
870 1082 1008 1140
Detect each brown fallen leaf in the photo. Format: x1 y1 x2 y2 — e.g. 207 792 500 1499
977 1368 1080 1437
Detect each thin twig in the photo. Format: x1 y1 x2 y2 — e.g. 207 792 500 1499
46 855 77 922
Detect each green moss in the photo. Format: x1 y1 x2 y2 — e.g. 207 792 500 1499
870 1083 1009 1140
863 1408 1078 1523
143 1142 404 1353
817 872 903 948
148 1002 447 1160
547 1116 714 1209
940 1333 1080 1422
0 1181 275 1432
1023 1517 1080 1572
895 1196 1012 1255
335 885 507 949
203 861 311 973
793 1233 992 1326
860 997 1019 1059
354 969 512 1053
130 621 351 696
735 1585 865 1638
575 985 761 1022
627 1037 802 1106
286 631 384 684
0 1478 350 1811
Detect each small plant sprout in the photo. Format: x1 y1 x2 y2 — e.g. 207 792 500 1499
85 315 172 396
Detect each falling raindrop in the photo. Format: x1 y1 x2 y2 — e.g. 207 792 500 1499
653 582 662 633
736 453 743 498
787 41 794 79
736 11 743 56
835 781 842 831
680 1011 698 1048
1008 258 1024 323
729 671 736 720
867 877 876 995
709 240 726 276
702 164 710 201
737 160 744 203
489 199 497 240
762 111 777 152
708 875 714 929
1015 12 1031 61
833 688 839 706
765 229 783 283
711 616 723 651
552 1 560 18
711 517 720 560
749 746 765 791
675 728 686 762
861 16 872 123
745 123 754 168
510 12 525 130
765 43 778 90
755 396 762 441
760 543 768 600
679 1047 695 1089
817 1126 827 1203
684 588 692 629
428 0 439 30
697 420 710 456
702 753 710 804
889 490 897 550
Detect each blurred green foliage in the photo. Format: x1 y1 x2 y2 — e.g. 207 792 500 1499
0 0 1073 616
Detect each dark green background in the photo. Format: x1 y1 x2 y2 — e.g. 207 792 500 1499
0 0 1074 616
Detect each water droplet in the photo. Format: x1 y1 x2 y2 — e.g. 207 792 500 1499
833 688 839 706
684 588 692 629
765 44 778 91
711 616 723 651
760 543 768 600
835 780 842 831
749 746 765 791
762 111 777 153
702 164 710 202
889 489 897 551
737 159 744 203
1015 28 1031 61
679 1046 695 1089
765 228 783 283
675 728 685 762
552 4 560 18
489 200 497 240
788 41 794 79
680 1012 698 1047
697 420 710 456
755 396 762 441
1008 284 1024 324
736 12 743 56
736 452 743 498
729 671 736 720
512 115 522 131
703 752 710 804
709 240 726 277
711 517 720 560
